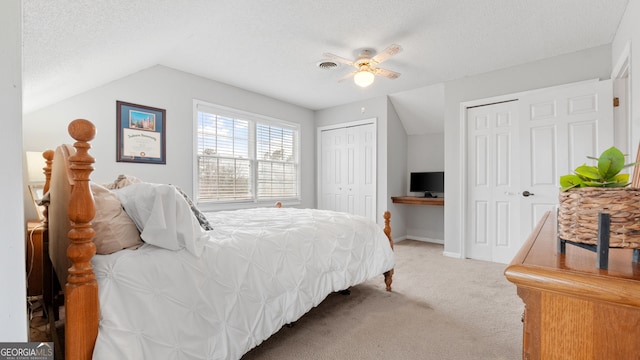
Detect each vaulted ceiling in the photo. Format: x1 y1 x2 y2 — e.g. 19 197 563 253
23 0 628 134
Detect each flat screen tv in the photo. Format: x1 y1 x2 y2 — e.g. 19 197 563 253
410 171 444 198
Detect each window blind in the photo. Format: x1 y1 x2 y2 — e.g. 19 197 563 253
196 103 299 203
256 124 297 199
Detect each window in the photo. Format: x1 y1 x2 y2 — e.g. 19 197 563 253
195 101 299 204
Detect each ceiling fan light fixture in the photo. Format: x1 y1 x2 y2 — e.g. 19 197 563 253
323 44 401 87
354 70 375 87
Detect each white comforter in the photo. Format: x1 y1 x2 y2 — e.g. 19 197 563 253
91 207 395 360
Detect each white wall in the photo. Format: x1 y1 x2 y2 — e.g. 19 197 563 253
406 133 445 242
612 0 640 158
444 44 612 258
1 0 28 341
386 98 408 240
314 96 407 238
23 65 316 213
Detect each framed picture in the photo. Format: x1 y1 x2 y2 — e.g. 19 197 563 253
116 101 166 164
28 184 45 220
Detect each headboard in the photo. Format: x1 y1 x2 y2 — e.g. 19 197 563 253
45 119 99 360
49 143 74 289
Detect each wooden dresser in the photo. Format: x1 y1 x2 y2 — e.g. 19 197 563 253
505 211 640 359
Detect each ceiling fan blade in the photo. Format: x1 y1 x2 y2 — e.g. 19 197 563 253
373 67 401 79
371 44 402 65
323 52 355 67
338 71 356 82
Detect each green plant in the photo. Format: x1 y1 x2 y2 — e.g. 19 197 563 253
560 146 635 192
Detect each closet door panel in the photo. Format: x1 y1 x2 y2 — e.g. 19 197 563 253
319 122 376 221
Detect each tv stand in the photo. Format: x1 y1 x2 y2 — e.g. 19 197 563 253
423 192 437 198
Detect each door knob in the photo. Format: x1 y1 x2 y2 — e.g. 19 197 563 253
522 191 534 197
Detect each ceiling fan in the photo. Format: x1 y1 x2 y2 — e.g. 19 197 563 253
323 44 402 87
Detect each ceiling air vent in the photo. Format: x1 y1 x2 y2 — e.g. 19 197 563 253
317 61 339 70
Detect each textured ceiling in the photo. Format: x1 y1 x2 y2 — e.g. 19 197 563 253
23 0 629 134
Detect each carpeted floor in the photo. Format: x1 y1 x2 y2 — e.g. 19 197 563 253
243 240 523 359
29 300 64 358
29 303 50 342
29 240 523 359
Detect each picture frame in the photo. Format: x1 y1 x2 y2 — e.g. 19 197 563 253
28 184 45 221
116 101 166 164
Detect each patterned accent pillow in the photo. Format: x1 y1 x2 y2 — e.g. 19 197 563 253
104 174 143 190
175 187 214 231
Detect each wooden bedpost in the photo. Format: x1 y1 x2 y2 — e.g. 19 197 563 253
383 211 394 292
42 150 54 193
65 119 98 360
41 150 53 299
41 149 66 360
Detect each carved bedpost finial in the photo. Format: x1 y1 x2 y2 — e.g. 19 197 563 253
42 150 54 194
384 211 393 250
67 118 96 250
41 150 54 224
65 119 99 360
383 210 394 292
68 119 97 143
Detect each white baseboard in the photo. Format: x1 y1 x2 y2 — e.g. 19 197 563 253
392 235 408 243
400 236 461 258
443 251 461 259
406 235 444 245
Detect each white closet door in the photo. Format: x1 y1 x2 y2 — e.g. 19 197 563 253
319 123 376 221
466 101 520 263
466 80 613 264
519 79 614 242
320 127 347 213
348 124 376 220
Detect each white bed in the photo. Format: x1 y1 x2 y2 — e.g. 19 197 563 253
44 119 395 359
91 206 394 359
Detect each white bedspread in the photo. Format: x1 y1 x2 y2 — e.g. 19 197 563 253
91 207 394 360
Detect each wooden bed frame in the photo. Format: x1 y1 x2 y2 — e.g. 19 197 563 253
41 119 395 360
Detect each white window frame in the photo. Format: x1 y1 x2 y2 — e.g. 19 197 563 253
193 100 301 211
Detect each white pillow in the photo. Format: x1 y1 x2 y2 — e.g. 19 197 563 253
114 183 208 257
90 183 142 254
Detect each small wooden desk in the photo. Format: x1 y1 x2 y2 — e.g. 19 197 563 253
505 211 640 359
391 196 444 206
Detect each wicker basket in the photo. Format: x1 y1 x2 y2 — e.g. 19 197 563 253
558 187 640 248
